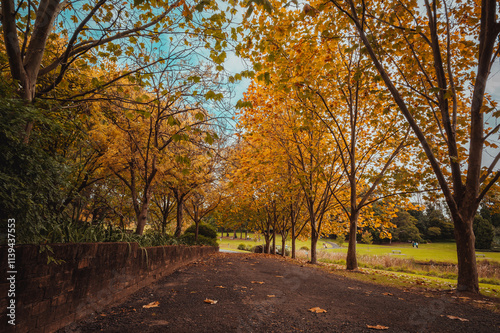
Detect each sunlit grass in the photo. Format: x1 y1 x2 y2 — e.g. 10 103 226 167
328 242 500 263
219 235 500 297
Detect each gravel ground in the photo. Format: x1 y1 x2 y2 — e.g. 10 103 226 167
60 252 500 333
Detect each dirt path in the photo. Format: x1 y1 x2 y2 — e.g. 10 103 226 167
61 253 500 333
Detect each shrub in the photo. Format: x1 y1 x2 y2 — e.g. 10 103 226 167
276 246 290 256
334 235 345 247
361 231 373 244
300 246 309 251
180 232 218 247
474 215 494 249
184 223 218 240
253 245 264 253
237 243 246 250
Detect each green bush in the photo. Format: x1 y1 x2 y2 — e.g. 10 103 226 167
184 223 218 240
474 215 494 249
180 232 218 247
276 246 290 256
300 246 309 251
237 243 247 250
0 99 70 244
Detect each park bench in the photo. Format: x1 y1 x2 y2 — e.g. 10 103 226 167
476 253 485 257
392 250 402 254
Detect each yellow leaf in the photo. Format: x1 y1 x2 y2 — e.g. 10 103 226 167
367 324 389 330
267 295 276 298
446 315 469 322
308 307 327 313
204 299 218 304
215 286 226 288
143 301 160 308
251 281 264 284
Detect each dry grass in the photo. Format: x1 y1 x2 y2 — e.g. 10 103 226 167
296 250 500 285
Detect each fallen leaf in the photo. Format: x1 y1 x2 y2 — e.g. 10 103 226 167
143 301 160 309
251 281 265 284
383 293 393 296
204 299 218 304
308 307 327 313
267 295 276 298
446 315 469 322
367 324 389 330
275 275 284 278
215 286 226 288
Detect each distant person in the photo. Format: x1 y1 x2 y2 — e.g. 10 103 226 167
416 242 419 248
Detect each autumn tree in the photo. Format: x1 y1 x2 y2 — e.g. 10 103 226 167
0 0 233 141
322 0 500 292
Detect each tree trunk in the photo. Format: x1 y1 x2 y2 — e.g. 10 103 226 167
174 199 184 237
195 219 200 241
272 228 276 254
310 230 318 264
453 214 479 292
135 201 149 235
281 234 286 257
346 211 360 270
264 234 271 253
291 222 296 259
310 209 318 264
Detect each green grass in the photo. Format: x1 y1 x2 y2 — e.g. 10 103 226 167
219 235 500 298
217 233 311 252
324 242 500 263
220 235 500 263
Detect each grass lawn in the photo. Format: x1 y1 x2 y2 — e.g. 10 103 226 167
219 235 500 263
217 234 500 300
217 233 311 252
324 242 500 263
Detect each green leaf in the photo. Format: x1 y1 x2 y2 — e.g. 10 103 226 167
235 100 252 109
205 133 214 145
195 112 205 121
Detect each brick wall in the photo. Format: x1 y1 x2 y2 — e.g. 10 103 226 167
0 243 218 333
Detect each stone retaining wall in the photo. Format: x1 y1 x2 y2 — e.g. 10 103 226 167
0 243 218 333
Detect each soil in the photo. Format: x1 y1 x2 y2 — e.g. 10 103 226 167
60 252 500 333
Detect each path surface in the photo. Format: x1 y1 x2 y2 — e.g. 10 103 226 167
61 253 500 333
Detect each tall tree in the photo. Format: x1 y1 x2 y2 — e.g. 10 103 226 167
0 0 230 141
325 0 500 292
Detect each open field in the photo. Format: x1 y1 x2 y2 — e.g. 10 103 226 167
325 242 500 263
218 235 500 295
218 235 500 263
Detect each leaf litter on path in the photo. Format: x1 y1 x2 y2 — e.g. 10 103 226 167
204 299 218 304
143 301 160 308
367 324 389 330
308 307 327 313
